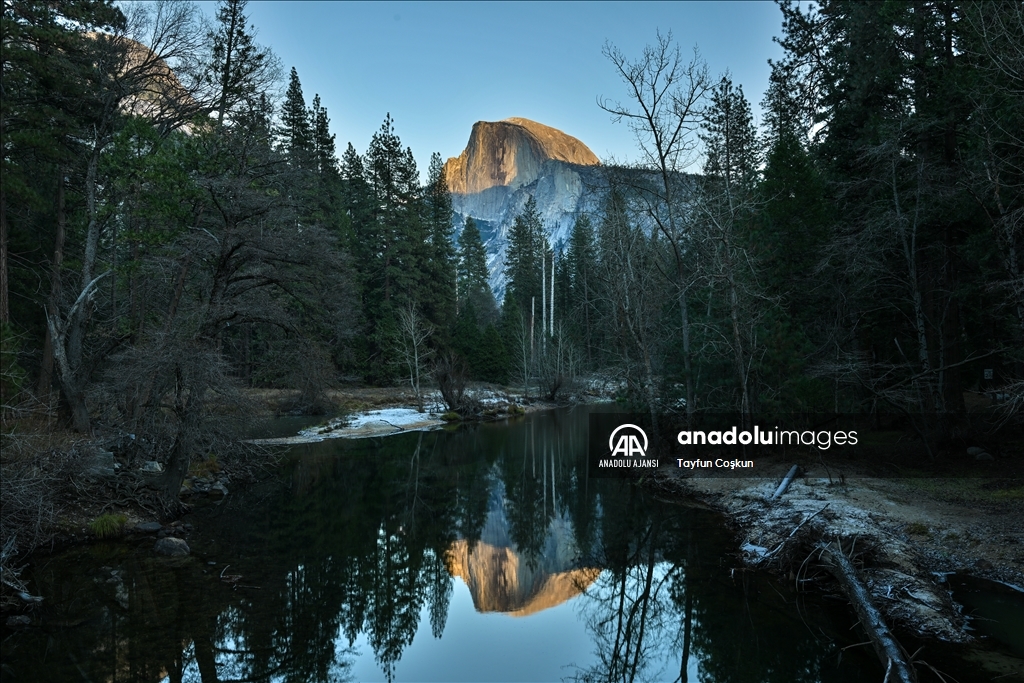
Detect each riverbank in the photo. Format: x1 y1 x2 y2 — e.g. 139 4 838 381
0 380 616 609
648 461 1024 672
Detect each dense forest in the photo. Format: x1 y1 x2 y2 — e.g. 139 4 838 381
1 0 1022 515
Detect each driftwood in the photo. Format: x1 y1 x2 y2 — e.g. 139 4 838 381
770 464 800 500
817 540 918 683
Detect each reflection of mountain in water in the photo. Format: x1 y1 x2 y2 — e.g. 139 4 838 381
445 480 600 616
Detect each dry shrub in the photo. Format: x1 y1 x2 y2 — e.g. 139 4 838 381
0 438 85 606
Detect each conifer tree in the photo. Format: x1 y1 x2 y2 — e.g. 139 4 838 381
208 0 276 126
311 94 338 180
563 214 599 365
281 67 312 159
420 152 457 336
457 217 497 324
504 196 545 313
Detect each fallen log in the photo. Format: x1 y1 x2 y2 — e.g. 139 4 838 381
817 540 918 683
770 465 800 500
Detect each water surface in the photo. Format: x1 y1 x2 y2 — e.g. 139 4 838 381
5 407 1009 682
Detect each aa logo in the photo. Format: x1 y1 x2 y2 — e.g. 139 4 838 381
608 424 648 457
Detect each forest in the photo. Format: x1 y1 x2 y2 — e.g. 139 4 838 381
1 0 1022 557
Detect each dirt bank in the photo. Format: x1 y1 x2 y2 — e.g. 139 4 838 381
651 462 1024 647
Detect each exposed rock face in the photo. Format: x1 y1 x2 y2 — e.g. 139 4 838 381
444 118 605 300
445 118 599 195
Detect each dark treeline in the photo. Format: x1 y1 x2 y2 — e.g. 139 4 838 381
529 1 1023 441
2 0 1022 468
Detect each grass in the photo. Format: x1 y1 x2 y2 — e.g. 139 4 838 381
188 454 221 478
905 521 931 536
89 513 127 539
441 411 461 422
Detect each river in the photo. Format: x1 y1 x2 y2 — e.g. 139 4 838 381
2 406 1019 682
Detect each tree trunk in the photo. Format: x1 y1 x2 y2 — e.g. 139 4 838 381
67 144 103 375
818 541 918 683
0 187 8 325
679 286 695 419
37 169 67 398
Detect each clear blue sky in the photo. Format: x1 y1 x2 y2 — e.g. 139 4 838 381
202 1 786 178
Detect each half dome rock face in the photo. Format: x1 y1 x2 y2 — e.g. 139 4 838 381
444 118 600 195
445 119 605 300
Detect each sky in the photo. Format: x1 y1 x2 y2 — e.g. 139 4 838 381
199 1 787 178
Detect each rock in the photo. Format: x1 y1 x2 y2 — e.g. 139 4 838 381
134 521 162 533
140 460 163 473
444 118 599 195
208 481 228 499
6 615 31 627
974 452 994 461
966 446 985 456
443 118 608 299
81 450 115 480
154 537 189 557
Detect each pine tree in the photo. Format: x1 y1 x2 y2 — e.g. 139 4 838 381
504 196 545 313
563 214 598 365
420 152 457 336
311 94 338 180
477 324 508 384
280 67 312 160
702 76 760 196
365 113 422 308
208 0 276 126
457 217 497 323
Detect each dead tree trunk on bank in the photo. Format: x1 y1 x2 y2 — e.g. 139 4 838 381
818 540 918 683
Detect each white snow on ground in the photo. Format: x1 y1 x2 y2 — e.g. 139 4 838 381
250 408 444 445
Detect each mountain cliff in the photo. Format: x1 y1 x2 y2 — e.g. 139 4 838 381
444 118 605 300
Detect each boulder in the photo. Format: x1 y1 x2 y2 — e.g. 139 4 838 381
134 521 162 533
81 450 115 480
154 537 189 557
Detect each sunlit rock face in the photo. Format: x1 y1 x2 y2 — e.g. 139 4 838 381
445 484 600 617
445 118 599 195
444 118 605 300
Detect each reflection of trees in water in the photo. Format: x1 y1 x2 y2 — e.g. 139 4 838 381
5 409 875 682
572 487 876 683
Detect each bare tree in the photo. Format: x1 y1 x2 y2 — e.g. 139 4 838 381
594 188 666 427
600 31 711 418
43 1 211 432
393 304 433 411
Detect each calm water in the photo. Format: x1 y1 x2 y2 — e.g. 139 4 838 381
2 407 1018 682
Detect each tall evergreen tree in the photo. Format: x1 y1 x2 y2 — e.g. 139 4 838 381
457 217 497 323
563 214 599 365
420 152 457 336
207 0 276 127
504 196 546 314
311 94 338 180
281 67 312 159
